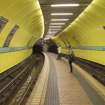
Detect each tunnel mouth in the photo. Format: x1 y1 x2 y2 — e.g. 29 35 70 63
32 39 43 54
44 39 58 54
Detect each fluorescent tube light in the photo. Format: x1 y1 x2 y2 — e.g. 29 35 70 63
51 19 69 21
48 31 57 33
51 13 73 16
49 26 62 28
51 4 80 7
50 23 65 25
49 28 61 31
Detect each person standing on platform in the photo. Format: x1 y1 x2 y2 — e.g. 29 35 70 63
68 47 74 72
57 46 62 59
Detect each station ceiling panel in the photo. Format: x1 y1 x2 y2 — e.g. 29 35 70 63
39 0 91 38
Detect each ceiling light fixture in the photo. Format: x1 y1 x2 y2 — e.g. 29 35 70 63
51 4 80 7
49 25 62 28
51 13 73 16
48 29 61 31
51 19 69 21
48 31 57 33
49 29 61 31
50 23 65 25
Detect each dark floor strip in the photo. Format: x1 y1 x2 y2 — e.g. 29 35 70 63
44 55 60 105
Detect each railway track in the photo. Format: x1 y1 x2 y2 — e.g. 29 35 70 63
73 57 105 86
0 53 44 105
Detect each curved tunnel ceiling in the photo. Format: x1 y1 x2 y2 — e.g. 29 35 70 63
53 0 105 65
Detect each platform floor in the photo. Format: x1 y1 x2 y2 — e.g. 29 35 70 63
26 53 93 105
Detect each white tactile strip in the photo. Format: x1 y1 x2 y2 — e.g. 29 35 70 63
43 54 60 105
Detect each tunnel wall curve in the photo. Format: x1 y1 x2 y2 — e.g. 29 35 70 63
53 0 105 65
0 0 44 73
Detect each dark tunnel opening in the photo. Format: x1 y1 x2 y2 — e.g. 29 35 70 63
47 44 58 54
33 44 43 54
32 39 43 54
45 39 58 54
